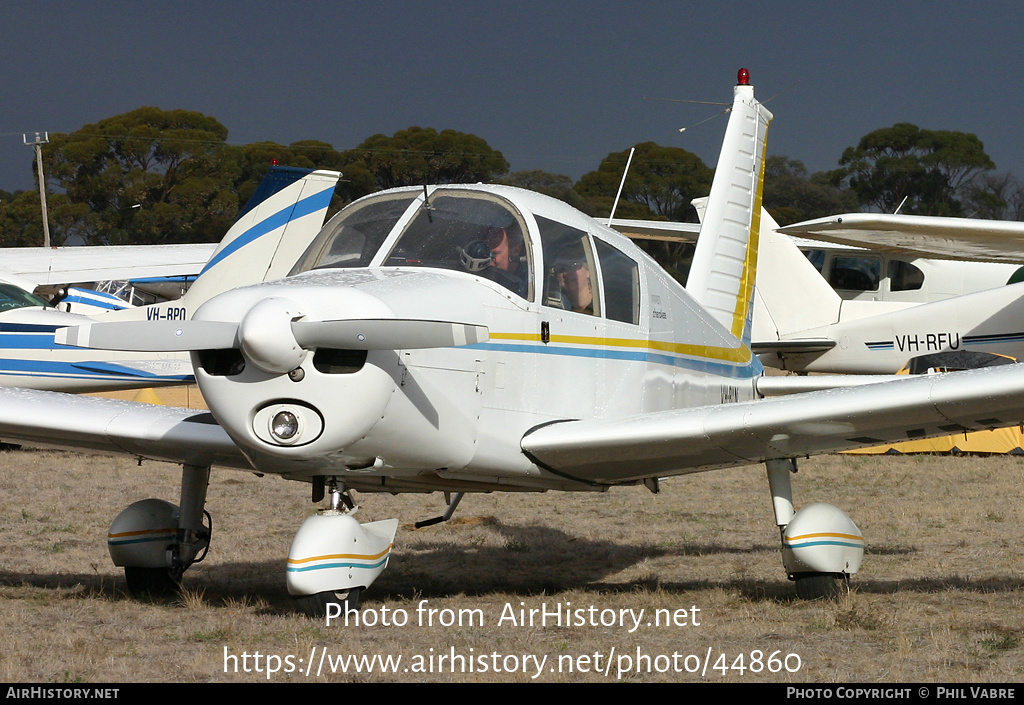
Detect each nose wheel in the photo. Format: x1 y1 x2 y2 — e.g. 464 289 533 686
288 479 398 619
294 587 362 619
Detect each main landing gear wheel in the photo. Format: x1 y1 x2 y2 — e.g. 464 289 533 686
124 566 182 598
793 572 848 601
294 587 362 619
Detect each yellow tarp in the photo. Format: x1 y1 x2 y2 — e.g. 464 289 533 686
846 426 1024 455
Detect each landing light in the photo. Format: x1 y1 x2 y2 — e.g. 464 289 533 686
271 411 300 441
252 402 325 448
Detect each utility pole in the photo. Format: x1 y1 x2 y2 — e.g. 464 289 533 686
23 132 51 248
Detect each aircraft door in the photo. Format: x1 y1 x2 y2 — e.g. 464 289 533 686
534 215 604 418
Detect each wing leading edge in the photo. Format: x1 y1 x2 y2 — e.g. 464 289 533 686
0 388 247 469
521 364 1024 484
777 212 1024 264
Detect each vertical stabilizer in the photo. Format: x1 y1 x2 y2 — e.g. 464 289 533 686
692 201 843 341
98 167 340 322
752 210 842 341
686 70 773 344
186 168 340 304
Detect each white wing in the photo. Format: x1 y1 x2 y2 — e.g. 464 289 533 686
4 365 1024 488
0 388 247 469
1 244 216 289
777 213 1024 264
522 364 1024 484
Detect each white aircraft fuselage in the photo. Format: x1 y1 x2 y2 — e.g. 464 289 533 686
193 183 760 490
753 209 1024 374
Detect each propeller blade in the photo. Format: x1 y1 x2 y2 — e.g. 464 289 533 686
292 319 488 350
54 317 487 356
55 320 240 352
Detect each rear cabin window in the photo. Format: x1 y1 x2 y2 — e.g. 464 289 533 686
889 260 924 292
536 216 600 316
595 239 640 324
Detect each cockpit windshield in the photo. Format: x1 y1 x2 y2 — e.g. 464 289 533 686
383 191 532 299
291 189 533 300
0 283 50 312
290 193 418 274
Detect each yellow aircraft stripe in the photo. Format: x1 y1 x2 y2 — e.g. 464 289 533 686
785 532 863 542
287 545 393 565
488 331 752 363
730 121 770 340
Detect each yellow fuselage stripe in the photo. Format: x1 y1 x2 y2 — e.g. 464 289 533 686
488 331 752 363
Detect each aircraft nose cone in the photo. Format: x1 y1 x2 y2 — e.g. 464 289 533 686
238 297 305 374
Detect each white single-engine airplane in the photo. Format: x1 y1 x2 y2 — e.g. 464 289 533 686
0 166 340 391
5 71 1024 617
753 210 1024 374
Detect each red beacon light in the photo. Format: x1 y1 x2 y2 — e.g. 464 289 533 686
737 68 750 85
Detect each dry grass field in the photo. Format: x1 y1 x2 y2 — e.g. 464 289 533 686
1 446 1022 683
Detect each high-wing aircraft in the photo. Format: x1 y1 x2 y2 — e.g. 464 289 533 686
5 71 1024 618
753 210 1024 374
0 166 339 391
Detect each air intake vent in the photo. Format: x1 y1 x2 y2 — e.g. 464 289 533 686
313 349 367 374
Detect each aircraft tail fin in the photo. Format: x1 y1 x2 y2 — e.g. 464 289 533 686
99 167 340 322
184 167 340 305
752 210 843 341
686 70 773 345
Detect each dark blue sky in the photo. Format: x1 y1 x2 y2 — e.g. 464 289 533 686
3 0 1023 198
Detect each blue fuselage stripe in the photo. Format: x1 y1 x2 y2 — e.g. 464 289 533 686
467 342 761 379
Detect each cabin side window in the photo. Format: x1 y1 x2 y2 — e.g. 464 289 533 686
827 255 881 292
595 239 640 324
536 216 600 316
889 260 924 292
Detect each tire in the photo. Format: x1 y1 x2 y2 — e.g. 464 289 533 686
124 566 181 598
294 587 362 620
793 572 847 600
